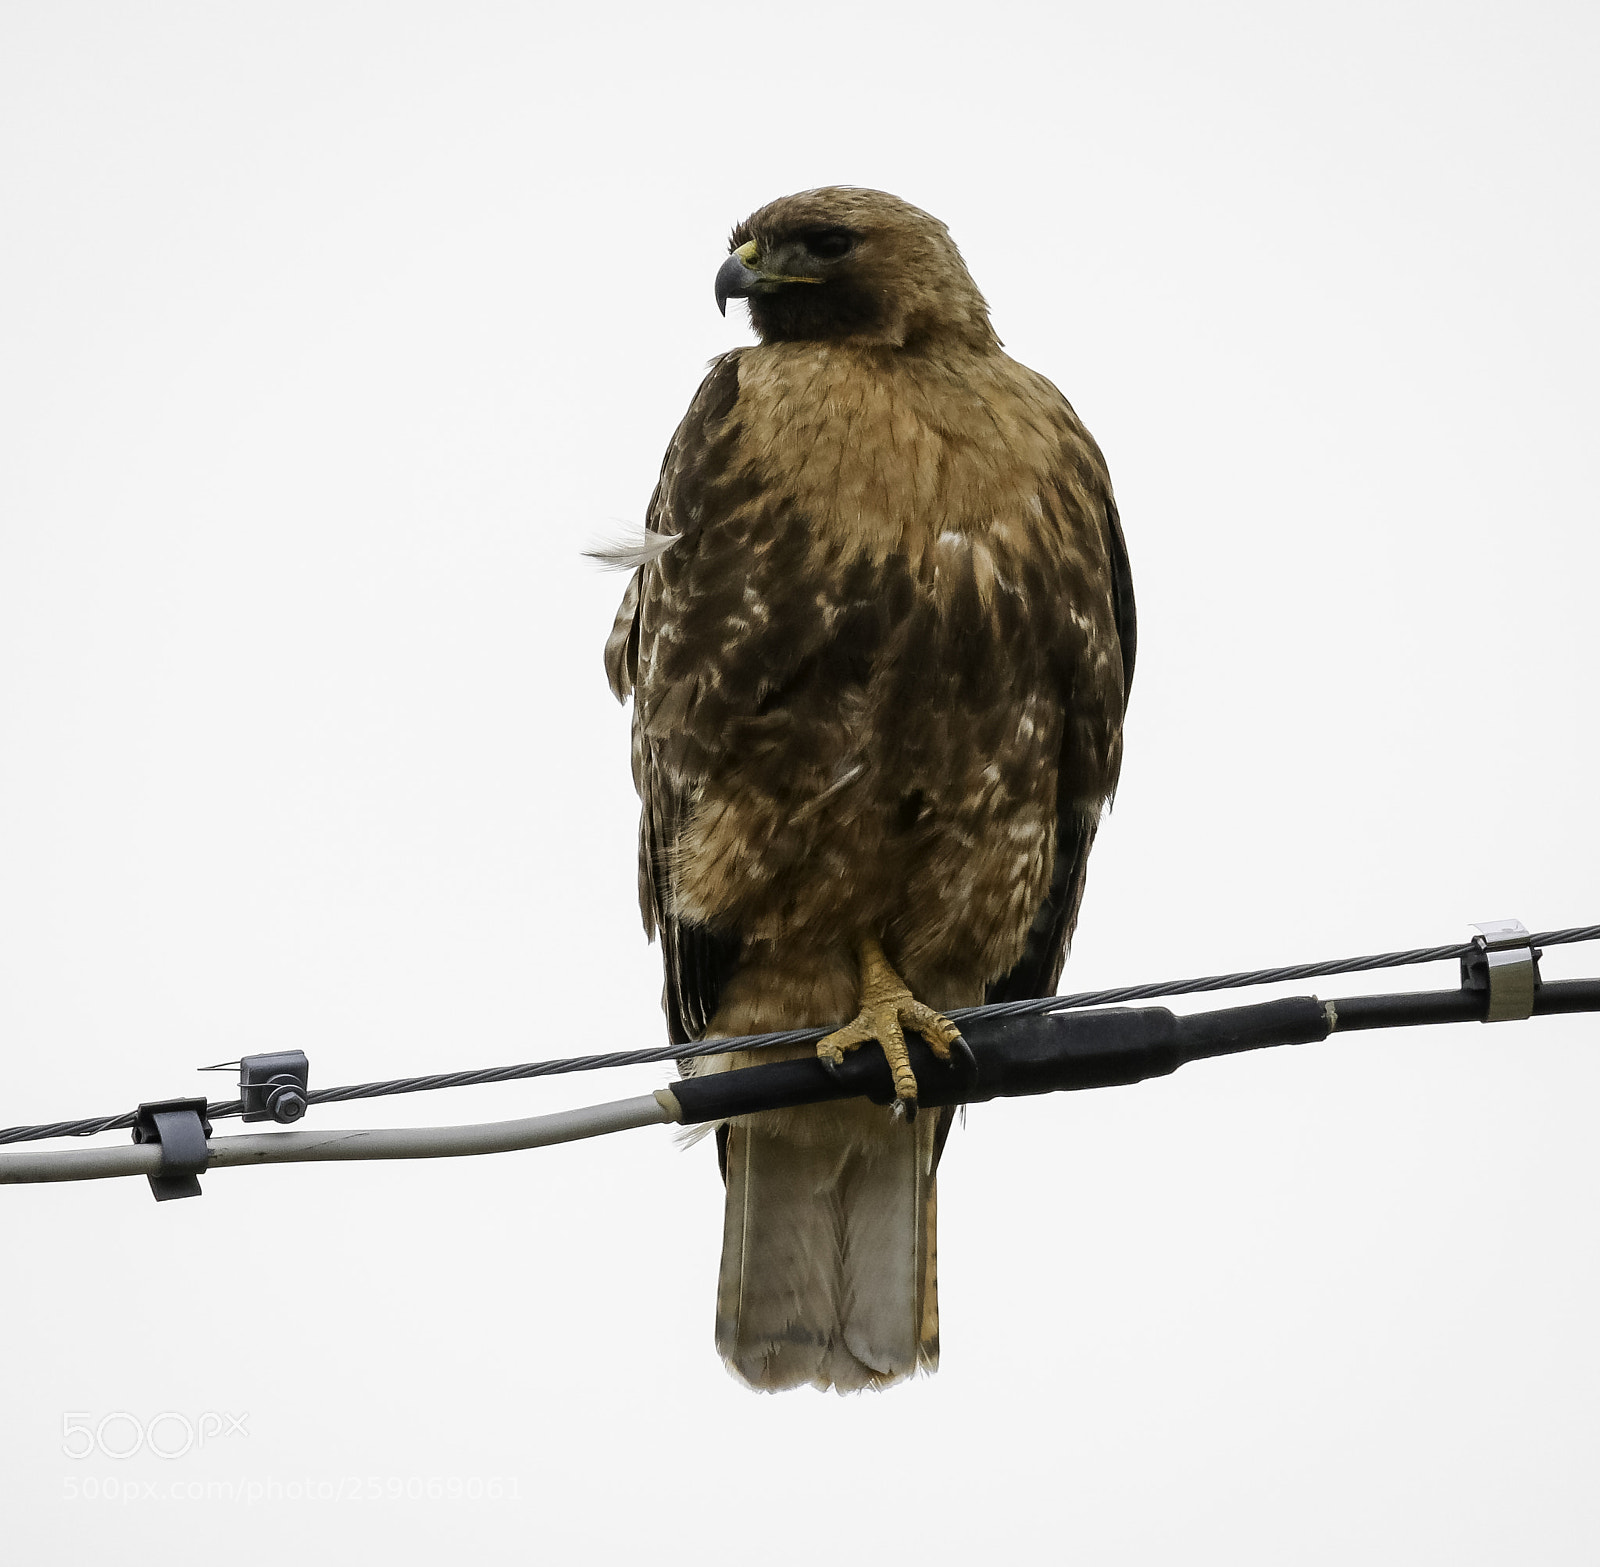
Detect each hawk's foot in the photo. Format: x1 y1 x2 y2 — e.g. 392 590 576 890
816 938 973 1119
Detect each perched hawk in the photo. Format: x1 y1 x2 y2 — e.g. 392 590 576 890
603 188 1134 1391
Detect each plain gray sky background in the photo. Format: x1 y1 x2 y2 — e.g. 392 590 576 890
3 1 1597 1561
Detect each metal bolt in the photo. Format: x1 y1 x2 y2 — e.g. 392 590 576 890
265 1083 307 1123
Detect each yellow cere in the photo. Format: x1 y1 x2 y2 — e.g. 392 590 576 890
737 238 821 285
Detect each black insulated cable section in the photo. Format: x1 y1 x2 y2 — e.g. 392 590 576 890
668 996 1331 1123
1332 978 1600 1031
666 980 1600 1126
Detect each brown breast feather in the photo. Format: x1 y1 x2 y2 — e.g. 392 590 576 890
614 339 1127 1033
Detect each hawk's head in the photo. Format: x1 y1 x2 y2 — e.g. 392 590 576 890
717 187 997 351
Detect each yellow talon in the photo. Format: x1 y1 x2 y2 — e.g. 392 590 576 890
817 938 965 1117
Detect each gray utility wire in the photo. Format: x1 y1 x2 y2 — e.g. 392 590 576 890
4 924 1597 1147
0 1095 676 1185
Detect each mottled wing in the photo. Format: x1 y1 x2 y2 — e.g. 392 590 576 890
984 469 1136 1004
606 353 747 1046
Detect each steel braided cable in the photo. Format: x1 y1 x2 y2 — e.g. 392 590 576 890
5 923 1596 1145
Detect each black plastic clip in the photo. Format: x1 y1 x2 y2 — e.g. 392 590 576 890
132 1098 213 1202
240 1050 310 1124
1461 918 1540 1023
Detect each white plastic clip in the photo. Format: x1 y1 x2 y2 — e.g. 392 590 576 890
1468 918 1538 1022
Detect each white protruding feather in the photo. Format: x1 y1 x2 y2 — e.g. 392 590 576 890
583 528 680 572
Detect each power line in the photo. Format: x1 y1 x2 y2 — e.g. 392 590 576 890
4 974 1599 1190
3 923 1596 1147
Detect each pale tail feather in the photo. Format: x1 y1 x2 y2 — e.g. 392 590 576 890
715 1114 939 1393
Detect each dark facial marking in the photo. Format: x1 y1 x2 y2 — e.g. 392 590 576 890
796 226 858 262
746 276 886 343
728 218 880 342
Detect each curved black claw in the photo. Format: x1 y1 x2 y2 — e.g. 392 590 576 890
818 1052 842 1081
950 1032 978 1080
892 1095 919 1124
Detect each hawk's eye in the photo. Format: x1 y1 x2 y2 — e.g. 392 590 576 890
800 228 857 262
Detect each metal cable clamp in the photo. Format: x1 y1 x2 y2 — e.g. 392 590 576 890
1462 918 1540 1022
199 1050 311 1123
239 1050 310 1123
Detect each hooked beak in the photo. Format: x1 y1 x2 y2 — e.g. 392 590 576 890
714 240 823 316
715 243 762 316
